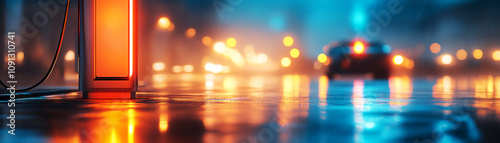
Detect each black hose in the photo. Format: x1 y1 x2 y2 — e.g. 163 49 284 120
0 0 70 92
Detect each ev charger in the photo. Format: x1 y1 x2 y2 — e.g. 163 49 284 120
78 0 138 98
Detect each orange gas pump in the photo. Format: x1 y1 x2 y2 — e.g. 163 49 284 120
78 0 138 98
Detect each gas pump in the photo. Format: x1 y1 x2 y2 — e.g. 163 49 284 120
78 0 138 98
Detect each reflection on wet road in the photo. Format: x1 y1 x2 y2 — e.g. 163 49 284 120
2 74 500 142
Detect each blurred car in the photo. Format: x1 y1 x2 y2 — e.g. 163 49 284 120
325 40 392 79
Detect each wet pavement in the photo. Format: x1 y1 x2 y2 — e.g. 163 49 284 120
1 74 500 143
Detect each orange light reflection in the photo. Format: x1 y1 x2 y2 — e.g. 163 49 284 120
280 75 310 126
159 103 169 133
318 76 329 107
433 76 454 107
389 76 412 106
472 76 500 119
128 109 135 143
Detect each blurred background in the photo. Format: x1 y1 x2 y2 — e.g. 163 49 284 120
3 1 500 142
1 0 500 90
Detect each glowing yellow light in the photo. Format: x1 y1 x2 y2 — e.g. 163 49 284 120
152 62 166 71
473 49 483 59
183 65 194 73
159 108 168 133
158 17 171 29
205 63 214 71
205 80 214 89
430 43 441 54
492 51 500 61
17 52 24 63
213 42 226 53
172 65 182 73
290 48 300 58
212 64 223 73
317 54 327 63
393 55 404 65
441 54 452 65
456 49 467 60
353 41 365 54
226 37 237 48
62 50 74 61
319 76 329 106
202 36 213 46
185 28 196 38
128 109 135 135
159 119 168 132
283 36 294 47
110 128 117 143
281 57 291 67
205 63 223 73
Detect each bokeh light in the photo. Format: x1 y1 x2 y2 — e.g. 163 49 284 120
152 62 166 71
158 17 171 29
212 64 223 73
213 42 227 53
17 52 24 63
202 36 213 46
281 57 291 67
283 36 294 47
405 59 414 69
492 51 500 61
185 28 196 38
172 65 182 73
473 49 483 59
456 49 467 60
152 74 167 89
317 54 327 63
184 65 194 73
205 63 214 71
353 41 364 54
290 48 300 58
64 50 74 61
430 43 441 54
167 23 175 31
204 63 224 73
393 55 404 65
226 38 237 48
229 50 246 67
256 53 268 63
313 61 322 70
441 54 452 65
323 58 331 66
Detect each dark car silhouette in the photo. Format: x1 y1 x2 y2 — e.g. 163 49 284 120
325 40 392 79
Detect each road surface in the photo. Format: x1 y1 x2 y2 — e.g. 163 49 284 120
1 74 500 143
